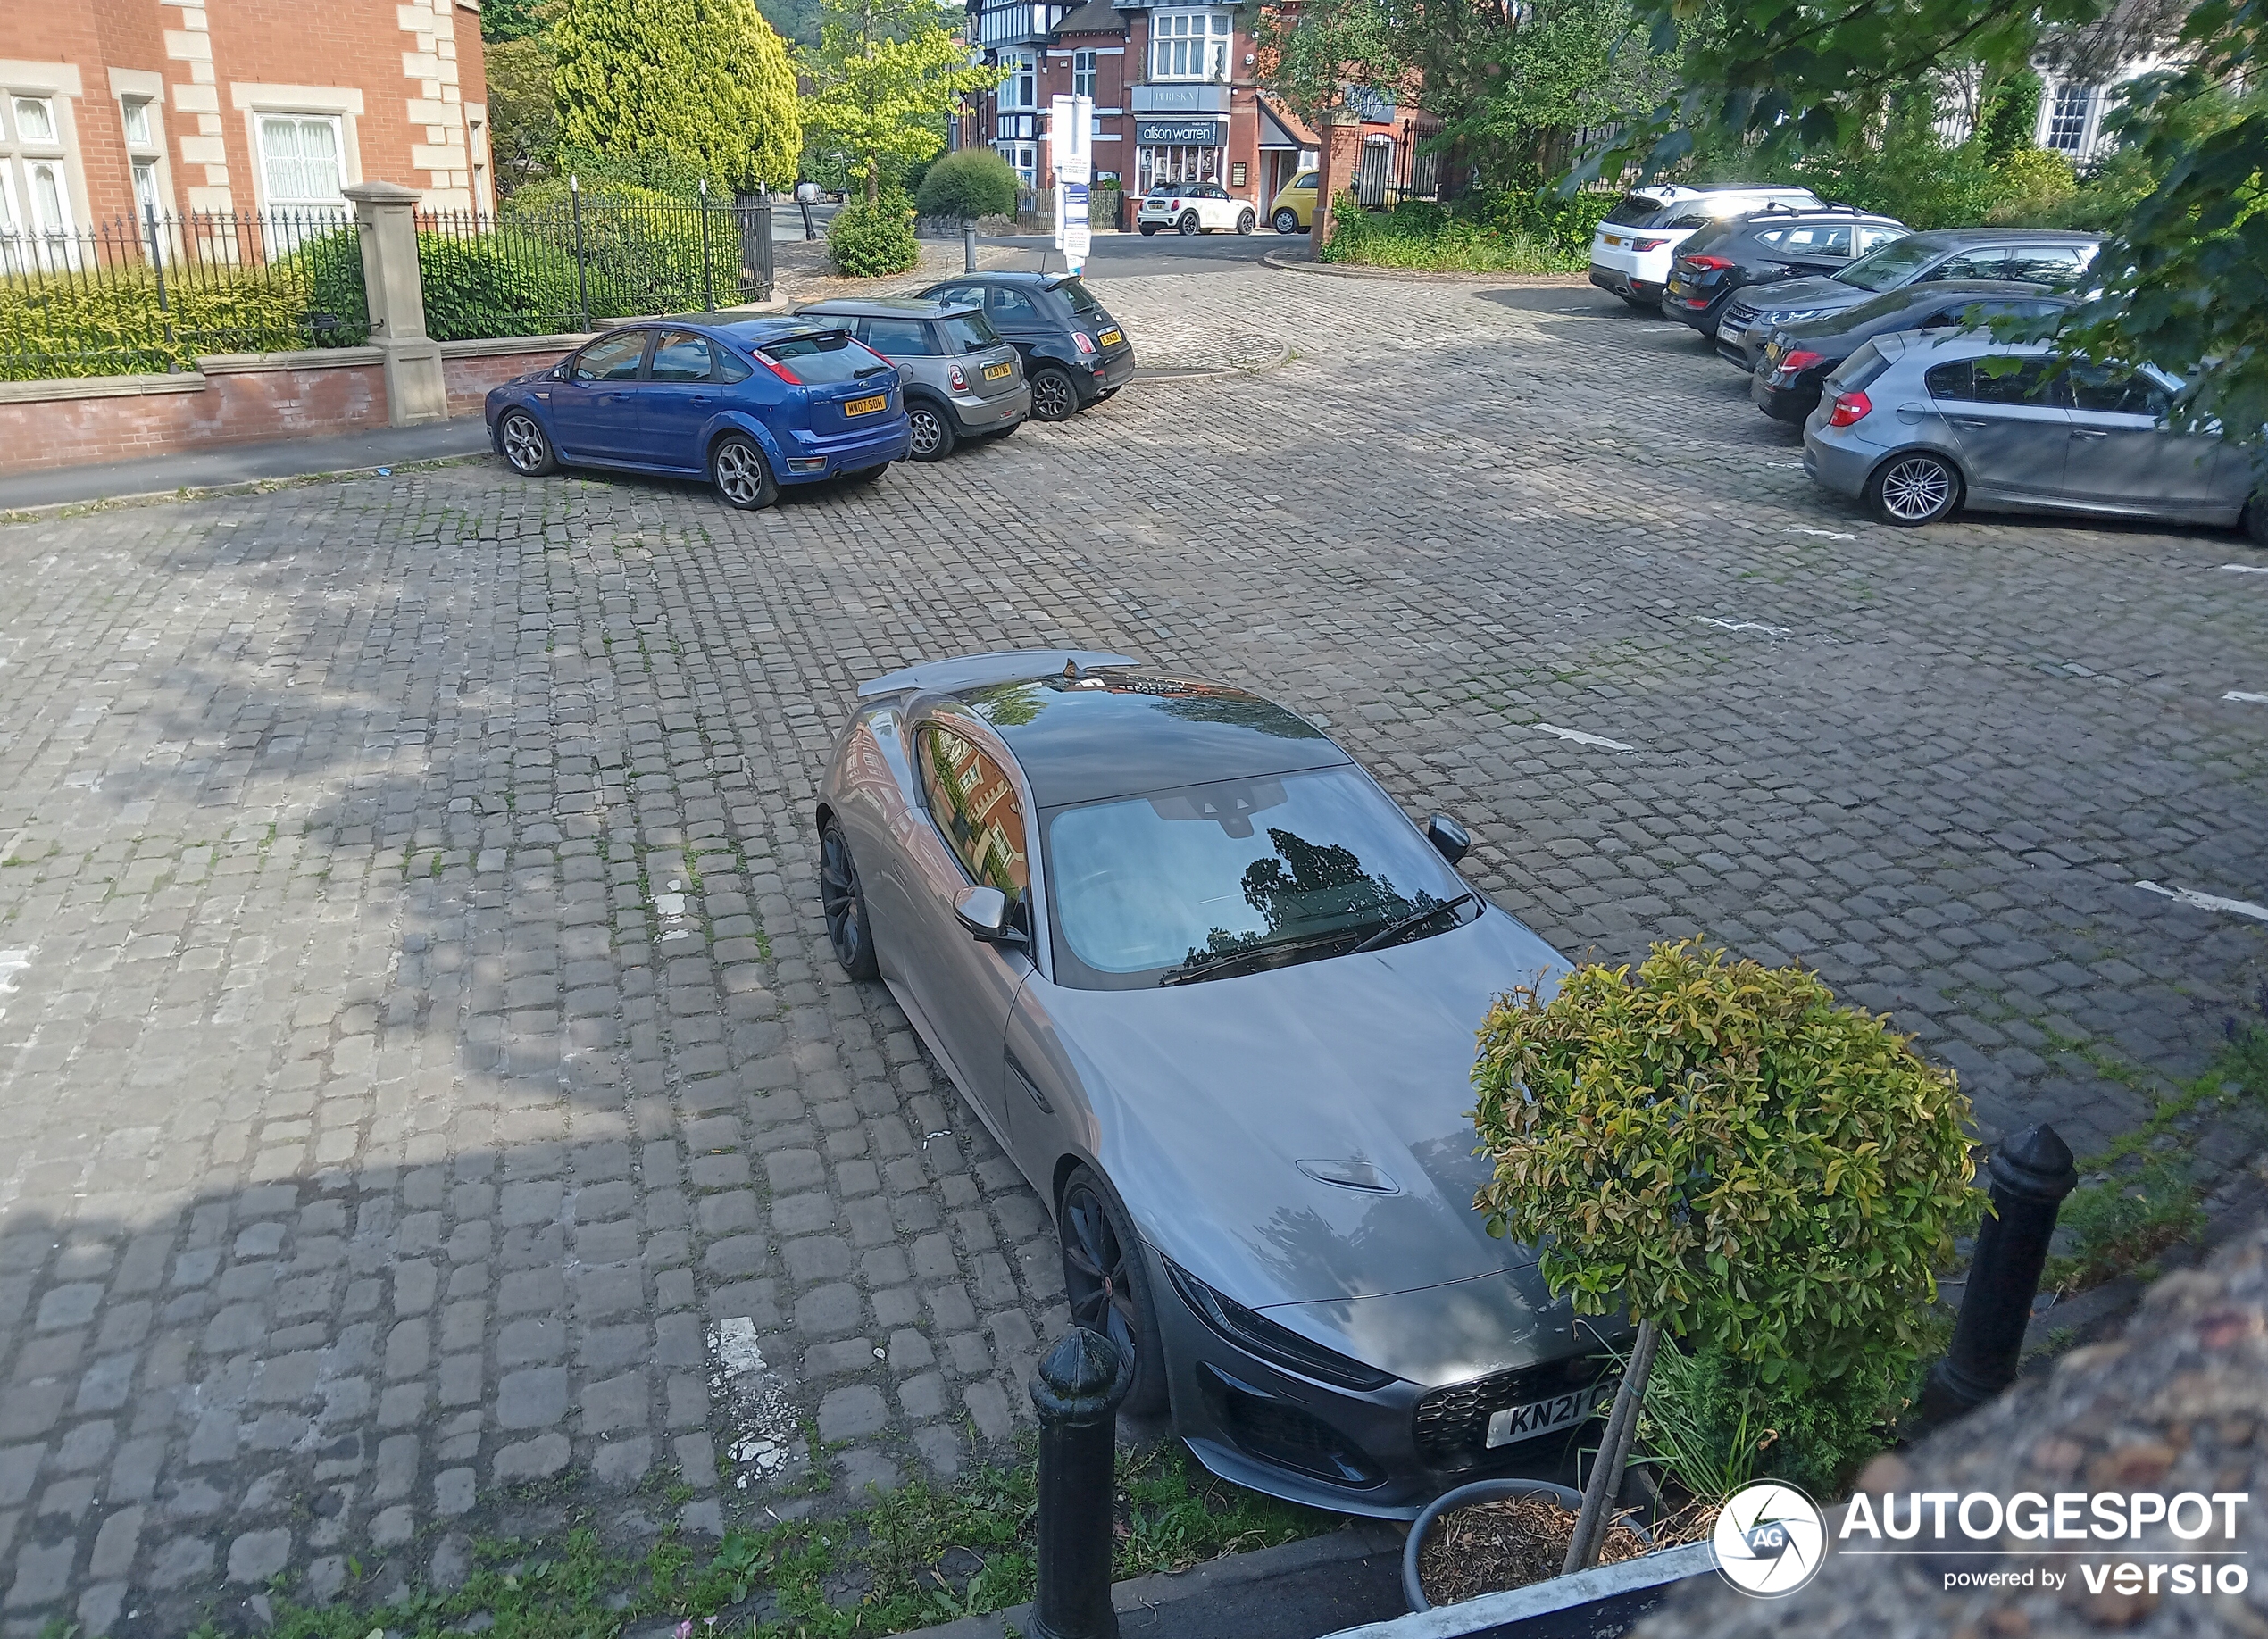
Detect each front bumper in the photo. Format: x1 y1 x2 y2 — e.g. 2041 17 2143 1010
1153 1244 1619 1518
948 381 1030 433
1714 310 1767 370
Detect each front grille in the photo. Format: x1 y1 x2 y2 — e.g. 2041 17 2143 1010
1413 1356 1608 1471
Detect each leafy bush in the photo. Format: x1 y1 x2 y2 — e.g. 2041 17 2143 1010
1322 195 1576 272
916 148 1020 221
1472 939 1980 1393
1462 186 1621 258
1987 146 2078 224
294 223 577 341
827 188 921 278
503 177 745 319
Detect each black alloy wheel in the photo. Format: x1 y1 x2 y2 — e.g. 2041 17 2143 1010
497 409 556 476
1030 366 1078 422
1272 208 1300 234
906 402 956 461
1868 451 1963 526
1177 211 1201 236
710 431 779 510
818 819 879 978
1059 1164 1167 1417
1236 209 1255 235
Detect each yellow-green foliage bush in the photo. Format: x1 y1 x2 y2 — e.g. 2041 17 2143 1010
1471 938 1980 1390
0 266 331 380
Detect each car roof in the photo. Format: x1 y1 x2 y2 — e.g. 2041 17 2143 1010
795 296 974 319
941 271 1059 287
711 317 846 347
1899 227 2104 246
1733 208 1903 226
892 658 1353 808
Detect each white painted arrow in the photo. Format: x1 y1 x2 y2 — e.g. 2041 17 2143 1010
2134 880 2268 922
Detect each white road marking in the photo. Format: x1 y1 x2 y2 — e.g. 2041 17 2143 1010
1789 528 1856 541
1766 461 1806 470
1697 616 1793 637
713 1316 769 1377
2221 563 2268 574
0 949 28 1021
2225 690 2268 704
1533 723 1638 753
711 1317 797 1483
2135 880 2268 923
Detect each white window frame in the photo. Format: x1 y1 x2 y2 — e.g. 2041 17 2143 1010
254 112 347 212
0 91 80 269
1149 11 1233 82
1072 48 1098 100
2042 81 2098 154
995 139 1038 187
1000 50 1038 111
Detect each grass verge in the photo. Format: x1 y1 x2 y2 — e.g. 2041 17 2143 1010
190 1442 1336 1639
1319 203 1580 274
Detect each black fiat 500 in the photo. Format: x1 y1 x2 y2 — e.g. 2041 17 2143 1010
913 271 1135 422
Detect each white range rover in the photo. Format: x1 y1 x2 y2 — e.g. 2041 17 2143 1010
1138 180 1257 237
1588 183 1823 309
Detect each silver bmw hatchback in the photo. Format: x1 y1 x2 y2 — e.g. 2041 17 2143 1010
815 652 1625 1518
1804 332 2268 538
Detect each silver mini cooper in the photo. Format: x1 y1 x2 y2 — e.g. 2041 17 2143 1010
794 296 1031 460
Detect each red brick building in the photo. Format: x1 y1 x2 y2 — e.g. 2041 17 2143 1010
958 0 1433 229
1 0 491 240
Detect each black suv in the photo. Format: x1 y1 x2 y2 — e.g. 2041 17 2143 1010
914 271 1137 421
1714 227 2101 371
1662 208 1909 338
1747 280 2076 422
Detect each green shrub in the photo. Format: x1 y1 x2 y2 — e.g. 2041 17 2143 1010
827 189 920 278
1987 146 2079 224
292 223 579 341
503 177 744 319
1472 939 1980 1394
1637 1336 1919 1502
916 148 1020 221
1322 194 1577 272
1460 186 1621 258
0 249 352 381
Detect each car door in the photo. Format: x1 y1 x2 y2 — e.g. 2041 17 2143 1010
1204 183 1239 229
900 719 1037 1141
2059 364 2230 515
1925 354 2071 502
546 329 651 460
635 329 721 471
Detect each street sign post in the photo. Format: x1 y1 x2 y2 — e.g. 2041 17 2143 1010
1050 94 1095 271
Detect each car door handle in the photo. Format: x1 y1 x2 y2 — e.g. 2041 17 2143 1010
1006 1052 1053 1114
1948 417 1989 429
689 395 713 405
2071 428 2108 438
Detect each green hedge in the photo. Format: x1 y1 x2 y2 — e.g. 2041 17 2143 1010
916 150 1020 220
501 179 744 320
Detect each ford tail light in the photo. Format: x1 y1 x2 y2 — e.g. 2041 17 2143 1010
756 353 802 385
1826 389 1872 427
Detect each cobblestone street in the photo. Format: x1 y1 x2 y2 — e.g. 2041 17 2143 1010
2 259 2264 1635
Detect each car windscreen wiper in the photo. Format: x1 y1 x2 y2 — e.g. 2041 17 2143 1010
1349 892 1477 954
1157 928 1364 987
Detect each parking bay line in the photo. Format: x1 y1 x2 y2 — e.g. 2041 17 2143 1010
1531 723 1638 753
1789 527 1856 541
2227 691 2268 704
2221 564 2268 574
2134 880 2268 923
1697 616 1793 637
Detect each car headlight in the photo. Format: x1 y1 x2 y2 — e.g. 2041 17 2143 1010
1163 1259 1397 1392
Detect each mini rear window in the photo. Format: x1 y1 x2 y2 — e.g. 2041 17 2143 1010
939 312 1003 353
760 330 887 384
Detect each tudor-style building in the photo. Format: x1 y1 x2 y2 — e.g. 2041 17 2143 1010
960 0 1434 228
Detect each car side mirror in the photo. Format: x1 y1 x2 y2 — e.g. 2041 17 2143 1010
955 885 1026 944
1425 814 1470 865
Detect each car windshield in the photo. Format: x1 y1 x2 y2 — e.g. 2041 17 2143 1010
1043 766 1472 989
939 312 1003 352
1051 278 1101 314
1835 237 1942 291
759 330 884 383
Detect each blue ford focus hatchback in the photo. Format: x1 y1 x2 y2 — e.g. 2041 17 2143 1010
485 316 912 509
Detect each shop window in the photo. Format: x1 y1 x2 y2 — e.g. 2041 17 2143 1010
1151 11 1232 80
1137 143 1221 193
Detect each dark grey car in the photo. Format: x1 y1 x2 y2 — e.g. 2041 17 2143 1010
816 653 1623 1517
1750 280 2075 422
794 296 1030 460
1802 333 2268 537
1715 228 2101 372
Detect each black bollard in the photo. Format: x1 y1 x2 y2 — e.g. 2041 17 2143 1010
1917 1123 2079 1427
1027 1327 1131 1639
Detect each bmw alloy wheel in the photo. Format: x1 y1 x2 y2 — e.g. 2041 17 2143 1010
499 410 554 475
1873 453 1959 524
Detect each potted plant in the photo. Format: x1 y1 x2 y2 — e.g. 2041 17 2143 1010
1415 939 1979 1603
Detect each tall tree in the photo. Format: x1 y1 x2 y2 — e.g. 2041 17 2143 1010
800 0 999 205
1250 0 1402 254
552 0 801 193
1601 0 2267 447
484 35 559 194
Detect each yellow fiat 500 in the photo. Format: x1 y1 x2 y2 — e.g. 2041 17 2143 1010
1268 171 1318 234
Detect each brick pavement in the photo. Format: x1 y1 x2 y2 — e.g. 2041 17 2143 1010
1 263 2264 1635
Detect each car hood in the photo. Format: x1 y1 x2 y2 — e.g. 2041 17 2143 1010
1738 273 1874 316
1031 907 1569 1310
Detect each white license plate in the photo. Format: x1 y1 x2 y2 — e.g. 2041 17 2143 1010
1485 1385 1605 1447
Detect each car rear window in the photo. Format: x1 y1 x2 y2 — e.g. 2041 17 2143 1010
1050 277 1101 314
1835 237 1942 291
939 312 1003 353
759 330 887 384
1829 341 1893 393
1603 192 1670 226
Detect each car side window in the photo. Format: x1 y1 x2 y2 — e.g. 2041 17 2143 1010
1925 361 1975 400
2003 245 2083 282
1750 228 1787 247
928 284 979 308
1970 357 2059 405
863 317 934 357
1926 249 2008 281
988 287 1042 323
649 330 713 382
917 725 1030 901
1291 172 1316 189
2067 365 2170 420
716 349 752 383
572 330 648 382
